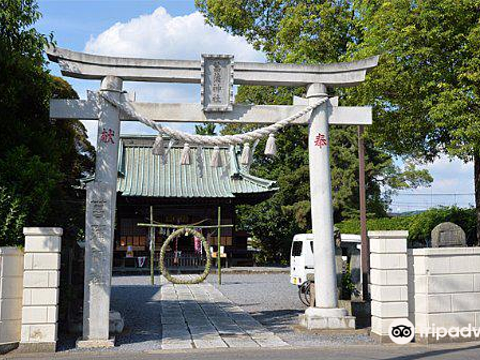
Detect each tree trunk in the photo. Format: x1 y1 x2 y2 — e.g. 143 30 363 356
475 152 480 246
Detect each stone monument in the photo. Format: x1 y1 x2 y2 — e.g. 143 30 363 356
431 222 466 248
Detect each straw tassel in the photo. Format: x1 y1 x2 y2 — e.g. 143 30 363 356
210 146 222 167
196 145 205 178
264 133 277 157
180 143 191 165
152 134 164 157
241 143 251 166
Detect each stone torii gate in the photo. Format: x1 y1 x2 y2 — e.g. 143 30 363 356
47 46 378 347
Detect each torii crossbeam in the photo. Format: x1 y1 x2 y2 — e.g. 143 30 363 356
47 46 378 346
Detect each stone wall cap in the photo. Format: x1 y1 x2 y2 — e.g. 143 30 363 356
0 246 23 255
368 230 409 238
412 247 478 256
23 227 63 236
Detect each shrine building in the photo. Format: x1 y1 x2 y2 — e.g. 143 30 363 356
83 135 278 270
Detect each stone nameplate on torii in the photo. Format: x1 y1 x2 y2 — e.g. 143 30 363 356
201 54 234 112
46 46 378 345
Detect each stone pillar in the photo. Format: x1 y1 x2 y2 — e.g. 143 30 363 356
79 76 123 348
369 231 409 342
300 83 354 330
20 227 62 353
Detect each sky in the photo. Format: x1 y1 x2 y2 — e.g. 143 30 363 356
36 0 475 212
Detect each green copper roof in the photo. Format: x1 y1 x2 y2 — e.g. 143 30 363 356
113 136 278 198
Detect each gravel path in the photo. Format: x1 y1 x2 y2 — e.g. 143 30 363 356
58 273 373 352
208 273 375 346
58 275 163 352
110 275 163 351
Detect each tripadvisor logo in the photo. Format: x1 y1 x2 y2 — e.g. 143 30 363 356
388 319 415 344
388 319 480 344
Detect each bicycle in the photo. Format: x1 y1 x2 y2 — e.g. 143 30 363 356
298 280 312 306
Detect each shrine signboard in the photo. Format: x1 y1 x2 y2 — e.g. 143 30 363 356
201 54 234 112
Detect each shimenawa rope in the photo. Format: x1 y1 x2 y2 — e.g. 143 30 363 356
99 91 327 147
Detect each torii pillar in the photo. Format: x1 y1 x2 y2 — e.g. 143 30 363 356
77 76 123 348
302 83 355 329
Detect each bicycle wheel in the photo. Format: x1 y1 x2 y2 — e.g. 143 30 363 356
298 281 311 306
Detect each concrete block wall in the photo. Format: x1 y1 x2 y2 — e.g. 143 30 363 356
0 247 24 352
412 247 480 344
369 231 409 342
20 227 62 352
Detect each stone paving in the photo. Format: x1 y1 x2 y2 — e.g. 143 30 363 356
160 276 289 349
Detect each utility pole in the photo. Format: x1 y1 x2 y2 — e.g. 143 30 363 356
358 125 369 300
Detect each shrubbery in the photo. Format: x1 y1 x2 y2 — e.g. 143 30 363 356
0 186 26 245
336 207 477 246
1 1 94 246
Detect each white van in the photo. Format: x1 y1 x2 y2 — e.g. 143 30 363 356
290 233 361 286
290 234 315 286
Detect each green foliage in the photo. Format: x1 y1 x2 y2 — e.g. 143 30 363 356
336 207 477 246
0 187 26 245
198 0 480 164
195 123 217 135
226 86 431 262
340 263 357 300
336 216 415 236
197 0 435 262
196 0 356 64
408 207 477 246
0 0 94 245
0 0 49 62
348 1 480 162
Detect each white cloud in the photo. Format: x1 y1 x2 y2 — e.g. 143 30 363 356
81 6 264 142
417 156 473 194
85 7 264 62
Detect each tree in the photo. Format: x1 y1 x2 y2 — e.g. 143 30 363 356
0 0 94 245
224 86 431 262
197 0 480 243
196 0 432 261
347 1 480 242
195 122 217 135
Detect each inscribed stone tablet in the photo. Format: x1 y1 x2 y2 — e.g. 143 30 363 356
431 222 466 248
85 181 113 285
201 54 234 112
